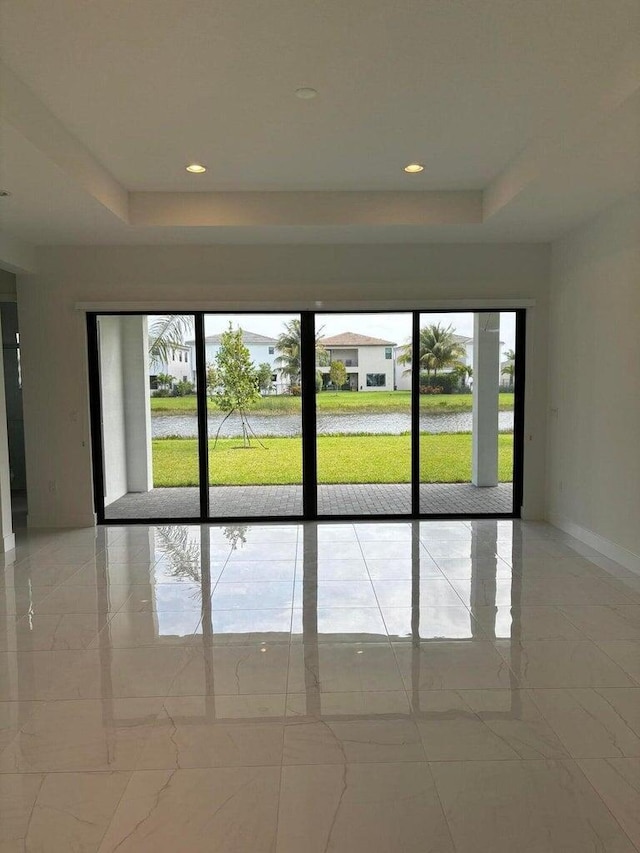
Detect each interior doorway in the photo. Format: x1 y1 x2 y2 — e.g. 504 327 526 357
1 301 27 529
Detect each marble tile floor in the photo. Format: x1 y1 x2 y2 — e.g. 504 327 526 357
1 519 639 851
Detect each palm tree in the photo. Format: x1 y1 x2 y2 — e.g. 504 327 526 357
148 315 194 368
501 348 516 389
397 323 466 378
274 319 326 386
452 363 473 388
501 363 515 388
155 372 174 392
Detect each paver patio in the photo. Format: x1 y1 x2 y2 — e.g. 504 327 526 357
105 482 513 519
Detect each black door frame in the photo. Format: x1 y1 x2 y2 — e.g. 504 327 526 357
87 308 526 524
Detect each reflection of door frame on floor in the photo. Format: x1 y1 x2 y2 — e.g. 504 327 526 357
87 308 525 524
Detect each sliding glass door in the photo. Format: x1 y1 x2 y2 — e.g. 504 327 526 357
88 309 524 522
94 313 200 520
418 311 518 515
204 313 303 518
314 312 412 516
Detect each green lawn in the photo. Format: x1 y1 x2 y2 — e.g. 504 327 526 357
150 391 514 415
152 433 514 486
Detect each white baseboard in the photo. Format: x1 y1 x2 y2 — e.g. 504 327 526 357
26 513 97 530
549 514 640 575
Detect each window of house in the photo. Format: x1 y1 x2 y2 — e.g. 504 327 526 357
179 352 182 361
385 347 393 359
268 346 275 355
366 373 386 387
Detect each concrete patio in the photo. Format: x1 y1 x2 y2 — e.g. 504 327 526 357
105 482 513 519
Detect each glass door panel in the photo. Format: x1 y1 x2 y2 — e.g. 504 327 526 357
97 313 200 520
315 313 412 516
418 311 516 514
204 313 303 518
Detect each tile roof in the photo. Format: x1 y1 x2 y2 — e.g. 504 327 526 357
186 330 278 345
320 332 397 347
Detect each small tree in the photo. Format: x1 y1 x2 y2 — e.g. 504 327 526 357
256 363 273 394
212 325 262 448
329 360 347 392
206 364 218 398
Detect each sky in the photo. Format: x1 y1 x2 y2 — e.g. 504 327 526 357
203 312 516 354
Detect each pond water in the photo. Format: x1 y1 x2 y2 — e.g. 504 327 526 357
152 411 514 438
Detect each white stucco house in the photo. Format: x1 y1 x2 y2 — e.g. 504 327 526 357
394 333 486 390
148 342 191 389
186 329 286 391
318 332 396 391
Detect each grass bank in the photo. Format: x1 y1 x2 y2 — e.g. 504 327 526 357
151 390 515 415
152 433 514 486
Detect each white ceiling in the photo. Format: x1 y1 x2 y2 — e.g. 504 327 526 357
0 0 638 257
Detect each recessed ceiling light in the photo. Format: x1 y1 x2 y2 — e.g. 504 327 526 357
295 87 318 99
185 163 207 173
404 163 424 173
0 189 11 197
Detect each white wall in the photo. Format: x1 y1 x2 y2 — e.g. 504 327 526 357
121 316 153 494
0 269 17 298
17 242 550 526
94 316 154 507
151 346 190 385
358 347 394 391
97 316 128 505
547 193 640 568
202 341 278 371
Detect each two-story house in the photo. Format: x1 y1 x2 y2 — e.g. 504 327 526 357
318 332 397 391
148 341 191 389
187 329 283 390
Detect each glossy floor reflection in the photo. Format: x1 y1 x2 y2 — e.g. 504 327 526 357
1 521 640 851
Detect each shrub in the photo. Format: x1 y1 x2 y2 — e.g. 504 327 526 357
173 380 195 397
419 372 460 394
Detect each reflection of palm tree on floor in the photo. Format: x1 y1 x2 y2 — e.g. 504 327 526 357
155 526 202 585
